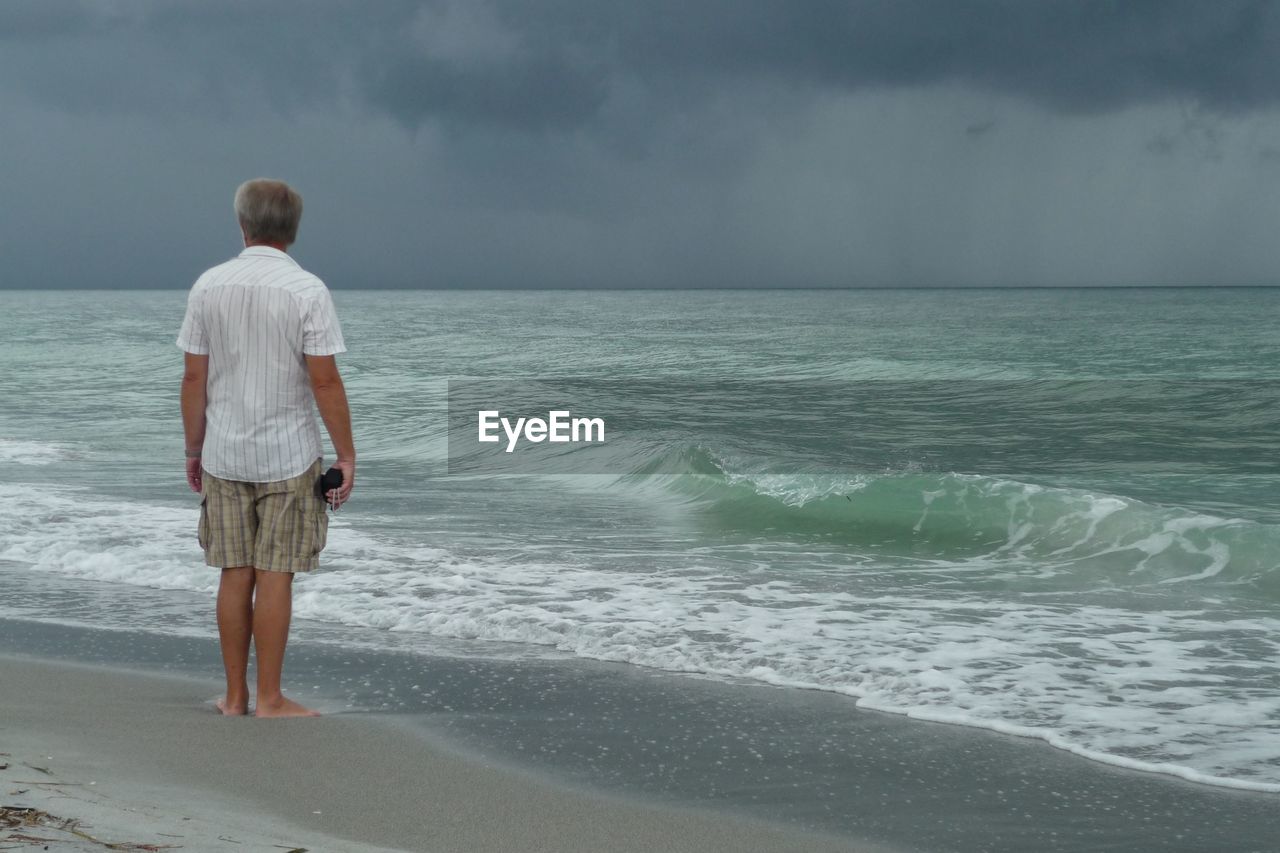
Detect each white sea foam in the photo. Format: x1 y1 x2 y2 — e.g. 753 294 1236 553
0 484 214 592
6 483 1280 793
0 438 70 465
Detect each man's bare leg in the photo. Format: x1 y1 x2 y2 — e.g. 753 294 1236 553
215 566 255 715
252 568 319 717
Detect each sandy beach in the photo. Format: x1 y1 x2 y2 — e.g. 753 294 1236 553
3 611 1279 852
0 653 872 852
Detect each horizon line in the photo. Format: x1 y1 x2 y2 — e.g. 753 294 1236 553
4 284 1280 292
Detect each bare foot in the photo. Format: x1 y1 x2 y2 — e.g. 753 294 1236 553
254 695 320 718
215 697 249 716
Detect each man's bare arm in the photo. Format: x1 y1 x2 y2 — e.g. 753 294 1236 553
180 352 209 493
306 354 356 503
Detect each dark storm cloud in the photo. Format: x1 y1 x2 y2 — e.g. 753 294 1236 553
3 1 1279 130
601 0 1280 114
361 44 610 131
1 1 1278 290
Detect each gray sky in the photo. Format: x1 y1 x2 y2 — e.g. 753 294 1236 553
3 0 1280 288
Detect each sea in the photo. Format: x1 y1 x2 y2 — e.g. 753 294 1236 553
2 287 1279 848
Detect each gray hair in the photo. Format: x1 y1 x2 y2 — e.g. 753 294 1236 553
234 178 303 246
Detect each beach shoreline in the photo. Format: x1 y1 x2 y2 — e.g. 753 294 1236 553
3 614 1279 852
0 652 872 852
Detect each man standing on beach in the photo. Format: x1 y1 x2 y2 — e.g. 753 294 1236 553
177 178 356 718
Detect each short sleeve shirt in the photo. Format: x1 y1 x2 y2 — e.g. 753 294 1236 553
177 246 346 483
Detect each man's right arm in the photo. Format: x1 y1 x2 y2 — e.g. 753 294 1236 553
306 354 356 504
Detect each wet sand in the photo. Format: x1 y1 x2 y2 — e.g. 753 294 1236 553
0 653 871 852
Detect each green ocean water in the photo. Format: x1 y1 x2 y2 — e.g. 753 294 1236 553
1 287 1278 791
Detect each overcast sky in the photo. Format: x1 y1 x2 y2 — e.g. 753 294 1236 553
3 0 1280 288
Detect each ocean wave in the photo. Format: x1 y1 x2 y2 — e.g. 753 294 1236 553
6 479 1280 793
617 444 1280 594
0 437 71 466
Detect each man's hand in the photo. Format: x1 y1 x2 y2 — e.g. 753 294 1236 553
186 456 203 493
306 353 357 509
326 458 356 508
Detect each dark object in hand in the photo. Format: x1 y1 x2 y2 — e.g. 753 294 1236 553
320 467 344 494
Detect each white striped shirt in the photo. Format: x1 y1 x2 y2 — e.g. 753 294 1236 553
176 246 346 483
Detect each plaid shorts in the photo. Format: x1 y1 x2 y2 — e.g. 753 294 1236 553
198 459 329 573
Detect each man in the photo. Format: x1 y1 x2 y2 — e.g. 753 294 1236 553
177 178 355 718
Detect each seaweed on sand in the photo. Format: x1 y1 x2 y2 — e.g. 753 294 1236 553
0 804 180 850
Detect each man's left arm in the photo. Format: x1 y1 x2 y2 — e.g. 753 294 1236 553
181 352 209 493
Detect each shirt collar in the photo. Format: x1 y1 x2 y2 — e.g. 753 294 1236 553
238 245 298 265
